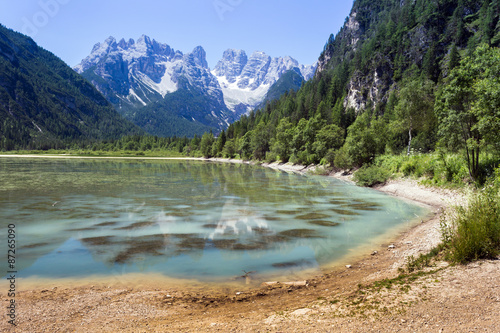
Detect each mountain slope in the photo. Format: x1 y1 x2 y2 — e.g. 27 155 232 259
316 0 499 112
0 25 140 150
259 68 305 108
221 0 500 165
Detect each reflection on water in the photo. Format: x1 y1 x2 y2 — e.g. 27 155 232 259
0 158 427 282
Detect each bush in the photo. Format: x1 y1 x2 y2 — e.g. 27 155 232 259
354 165 391 187
320 148 337 166
400 158 417 176
441 186 500 264
334 146 352 169
265 151 278 163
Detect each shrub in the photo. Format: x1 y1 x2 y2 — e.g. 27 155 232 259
334 146 352 169
441 186 500 264
400 158 417 176
265 151 278 163
320 148 337 166
354 165 391 187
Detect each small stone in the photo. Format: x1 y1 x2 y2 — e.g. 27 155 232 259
345 265 352 269
371 251 378 255
291 308 312 316
262 281 279 286
283 280 308 286
388 244 396 249
236 292 242 295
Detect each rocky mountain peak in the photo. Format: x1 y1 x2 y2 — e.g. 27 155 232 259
212 49 316 112
212 49 248 82
188 46 209 69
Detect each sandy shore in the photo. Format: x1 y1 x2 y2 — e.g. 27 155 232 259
1 157 498 332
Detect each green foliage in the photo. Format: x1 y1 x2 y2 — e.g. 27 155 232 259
238 132 253 160
436 44 500 182
270 118 294 162
251 122 274 160
342 113 380 167
312 124 345 158
441 185 500 263
353 165 391 187
200 132 215 158
448 43 460 71
369 152 493 187
334 146 352 169
222 138 237 158
215 130 226 157
402 245 444 274
393 78 436 155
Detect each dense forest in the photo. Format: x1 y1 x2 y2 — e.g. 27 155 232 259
185 0 500 184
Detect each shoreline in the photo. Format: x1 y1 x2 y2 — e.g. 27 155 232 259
4 155 498 332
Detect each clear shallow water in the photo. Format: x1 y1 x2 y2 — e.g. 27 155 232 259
0 157 427 283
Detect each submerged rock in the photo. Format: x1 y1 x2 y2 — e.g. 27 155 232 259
272 259 314 268
330 208 360 216
95 221 118 227
296 212 331 220
81 236 114 246
278 228 324 238
307 220 340 227
114 221 156 230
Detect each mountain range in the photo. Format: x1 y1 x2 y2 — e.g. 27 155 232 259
74 35 316 136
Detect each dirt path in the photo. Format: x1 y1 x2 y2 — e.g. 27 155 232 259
1 160 498 332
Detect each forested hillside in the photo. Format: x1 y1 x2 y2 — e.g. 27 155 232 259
199 0 499 183
0 25 141 150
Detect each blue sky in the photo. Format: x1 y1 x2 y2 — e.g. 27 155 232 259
0 0 353 68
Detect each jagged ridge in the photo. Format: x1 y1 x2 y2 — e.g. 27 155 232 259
75 36 316 136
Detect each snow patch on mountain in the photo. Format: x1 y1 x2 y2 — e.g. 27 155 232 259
213 49 316 112
216 74 271 112
139 61 181 97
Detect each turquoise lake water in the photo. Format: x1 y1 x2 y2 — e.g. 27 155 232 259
0 157 427 283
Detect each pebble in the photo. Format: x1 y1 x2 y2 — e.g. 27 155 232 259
291 308 312 316
371 251 378 255
388 244 396 249
346 265 352 269
283 281 307 286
